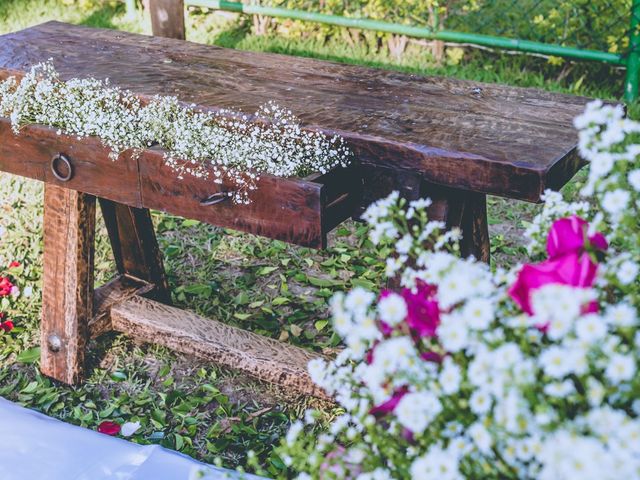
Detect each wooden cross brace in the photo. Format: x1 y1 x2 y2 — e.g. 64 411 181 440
38 179 487 398
40 185 328 399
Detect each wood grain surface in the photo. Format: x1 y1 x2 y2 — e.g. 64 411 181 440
110 295 330 399
0 21 593 202
149 0 185 39
137 147 328 248
99 199 171 303
0 118 354 247
0 120 142 206
40 185 96 384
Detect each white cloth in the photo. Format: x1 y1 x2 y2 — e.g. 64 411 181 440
0 397 264 480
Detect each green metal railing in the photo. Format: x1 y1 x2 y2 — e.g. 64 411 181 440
627 0 640 101
135 0 640 102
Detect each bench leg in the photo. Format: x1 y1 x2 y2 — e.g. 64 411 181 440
41 185 96 384
426 188 490 263
457 192 490 263
360 167 490 263
99 199 171 304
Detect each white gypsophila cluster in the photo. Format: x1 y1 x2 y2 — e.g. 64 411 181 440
523 189 590 257
281 101 640 479
0 62 352 204
575 100 640 197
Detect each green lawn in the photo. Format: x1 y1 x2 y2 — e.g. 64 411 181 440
0 0 618 477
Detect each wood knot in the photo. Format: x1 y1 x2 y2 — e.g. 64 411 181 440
47 334 62 353
471 87 483 98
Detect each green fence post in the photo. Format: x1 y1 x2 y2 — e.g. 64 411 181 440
625 0 640 102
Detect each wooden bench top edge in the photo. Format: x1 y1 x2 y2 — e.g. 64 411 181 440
0 21 597 200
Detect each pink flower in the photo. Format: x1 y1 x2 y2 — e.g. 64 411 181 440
97 421 121 436
365 341 380 365
510 216 606 315
509 252 598 315
402 282 440 338
547 215 607 259
379 321 394 337
369 387 408 416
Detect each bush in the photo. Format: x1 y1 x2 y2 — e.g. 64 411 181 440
280 101 640 479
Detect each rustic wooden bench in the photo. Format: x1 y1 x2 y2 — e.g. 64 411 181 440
0 21 589 398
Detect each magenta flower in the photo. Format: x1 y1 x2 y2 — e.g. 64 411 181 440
547 215 607 259
510 216 606 315
369 387 408 416
420 351 444 364
509 252 599 314
402 282 440 338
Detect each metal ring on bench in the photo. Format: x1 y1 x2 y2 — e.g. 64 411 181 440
51 154 73 182
199 191 231 206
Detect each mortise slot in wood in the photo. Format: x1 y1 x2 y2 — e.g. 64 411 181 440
109 295 330 400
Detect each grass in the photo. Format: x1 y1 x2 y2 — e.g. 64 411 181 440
0 0 620 476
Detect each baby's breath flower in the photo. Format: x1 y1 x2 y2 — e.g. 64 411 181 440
0 62 352 204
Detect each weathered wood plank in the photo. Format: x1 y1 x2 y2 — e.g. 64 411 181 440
110 295 329 399
0 120 142 207
417 183 489 262
149 0 185 40
41 185 96 384
99 200 171 304
0 21 594 202
137 147 328 248
0 119 354 248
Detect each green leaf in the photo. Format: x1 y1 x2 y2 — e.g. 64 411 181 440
257 266 278 276
151 409 166 427
174 433 184 451
271 297 290 306
17 347 40 364
234 313 251 320
181 219 200 227
110 371 127 382
164 245 181 257
315 320 329 331
21 381 39 394
351 278 376 290
183 284 213 297
307 276 343 287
